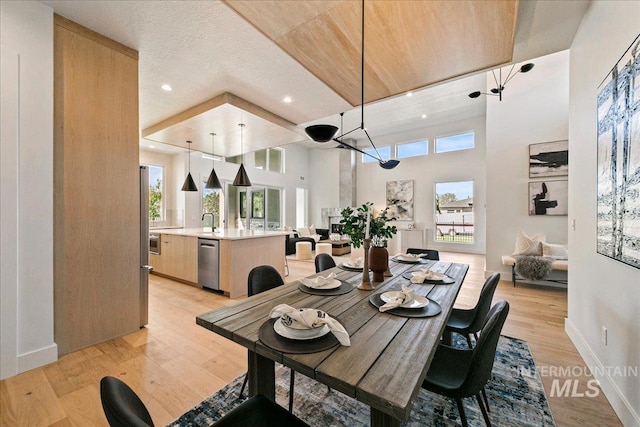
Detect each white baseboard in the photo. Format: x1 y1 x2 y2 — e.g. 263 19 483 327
565 318 640 427
17 343 58 374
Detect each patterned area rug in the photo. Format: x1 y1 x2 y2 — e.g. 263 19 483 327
169 336 555 426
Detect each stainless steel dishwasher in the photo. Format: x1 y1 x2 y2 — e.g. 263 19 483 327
198 238 219 290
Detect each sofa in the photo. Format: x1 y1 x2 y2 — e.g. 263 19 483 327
285 228 330 255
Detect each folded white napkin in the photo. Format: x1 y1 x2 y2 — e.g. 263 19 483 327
410 269 446 283
270 304 351 346
299 272 337 289
395 253 420 261
346 257 364 268
379 285 416 312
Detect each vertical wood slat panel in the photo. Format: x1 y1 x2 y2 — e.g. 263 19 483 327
54 17 139 355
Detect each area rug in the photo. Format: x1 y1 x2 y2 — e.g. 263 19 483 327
169 336 555 426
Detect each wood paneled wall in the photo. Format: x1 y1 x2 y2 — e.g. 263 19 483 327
54 15 140 355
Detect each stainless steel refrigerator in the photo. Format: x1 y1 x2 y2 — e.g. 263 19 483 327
140 166 152 326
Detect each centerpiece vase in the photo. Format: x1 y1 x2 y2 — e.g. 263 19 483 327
369 245 389 283
358 239 374 290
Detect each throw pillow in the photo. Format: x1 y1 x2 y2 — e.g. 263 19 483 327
542 242 568 259
309 225 316 235
297 226 311 237
513 230 546 256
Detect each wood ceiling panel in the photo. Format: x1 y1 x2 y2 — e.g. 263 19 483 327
141 92 304 157
224 0 518 106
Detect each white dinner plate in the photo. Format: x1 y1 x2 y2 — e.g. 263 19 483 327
380 292 429 309
393 256 420 263
300 278 342 290
274 318 330 340
344 261 364 269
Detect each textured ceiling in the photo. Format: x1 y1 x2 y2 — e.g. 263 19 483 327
42 0 590 156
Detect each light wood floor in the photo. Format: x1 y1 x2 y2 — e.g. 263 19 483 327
0 253 621 426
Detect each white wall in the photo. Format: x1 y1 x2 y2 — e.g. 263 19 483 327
309 148 341 227
485 50 570 277
0 1 57 379
567 2 640 425
352 116 487 254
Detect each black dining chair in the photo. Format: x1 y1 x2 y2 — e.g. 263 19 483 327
100 376 309 427
239 265 297 413
314 253 336 273
443 273 500 348
422 301 510 427
406 247 440 260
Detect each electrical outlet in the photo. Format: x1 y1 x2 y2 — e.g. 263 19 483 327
602 326 608 345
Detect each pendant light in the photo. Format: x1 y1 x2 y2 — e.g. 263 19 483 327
304 0 400 170
233 123 252 187
468 62 534 101
181 140 198 192
205 132 222 189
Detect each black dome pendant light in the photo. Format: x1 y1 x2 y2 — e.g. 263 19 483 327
205 132 222 189
232 123 252 187
304 0 399 170
181 140 198 192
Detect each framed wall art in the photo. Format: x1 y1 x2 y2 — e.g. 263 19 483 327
596 33 640 269
386 180 414 220
529 140 568 178
529 180 568 216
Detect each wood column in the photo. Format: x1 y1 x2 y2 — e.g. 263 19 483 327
54 15 140 355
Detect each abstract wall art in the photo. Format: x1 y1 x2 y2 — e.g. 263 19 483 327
529 180 568 216
597 33 640 269
386 180 414 220
529 140 569 178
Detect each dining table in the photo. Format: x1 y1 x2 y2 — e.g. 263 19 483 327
196 258 468 427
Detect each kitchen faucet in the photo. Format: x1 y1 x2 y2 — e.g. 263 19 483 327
202 212 215 231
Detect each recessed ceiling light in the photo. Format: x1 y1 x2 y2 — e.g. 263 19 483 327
406 92 412 97
161 84 172 91
421 114 427 119
283 96 292 103
149 145 155 148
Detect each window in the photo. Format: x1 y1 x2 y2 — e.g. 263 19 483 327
434 181 474 243
202 182 223 228
225 154 242 165
362 146 391 163
397 140 428 158
239 187 282 230
435 132 474 153
255 148 284 173
145 164 163 224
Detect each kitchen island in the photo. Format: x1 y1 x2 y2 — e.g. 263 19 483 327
150 228 287 298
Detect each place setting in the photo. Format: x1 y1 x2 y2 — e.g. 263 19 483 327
369 285 442 317
298 272 355 296
402 268 455 284
338 256 366 271
259 303 351 354
390 253 431 264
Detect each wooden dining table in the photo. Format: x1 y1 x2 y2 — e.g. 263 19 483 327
196 259 468 427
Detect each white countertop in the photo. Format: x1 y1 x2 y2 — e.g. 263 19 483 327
152 228 288 240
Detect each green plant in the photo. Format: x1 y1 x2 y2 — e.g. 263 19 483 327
149 179 162 223
339 202 397 248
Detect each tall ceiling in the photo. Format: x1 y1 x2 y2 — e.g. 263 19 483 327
42 0 590 156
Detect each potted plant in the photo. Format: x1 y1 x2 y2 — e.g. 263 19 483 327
339 202 397 248
340 203 397 283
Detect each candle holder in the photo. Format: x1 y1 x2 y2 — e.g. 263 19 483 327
358 238 374 290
